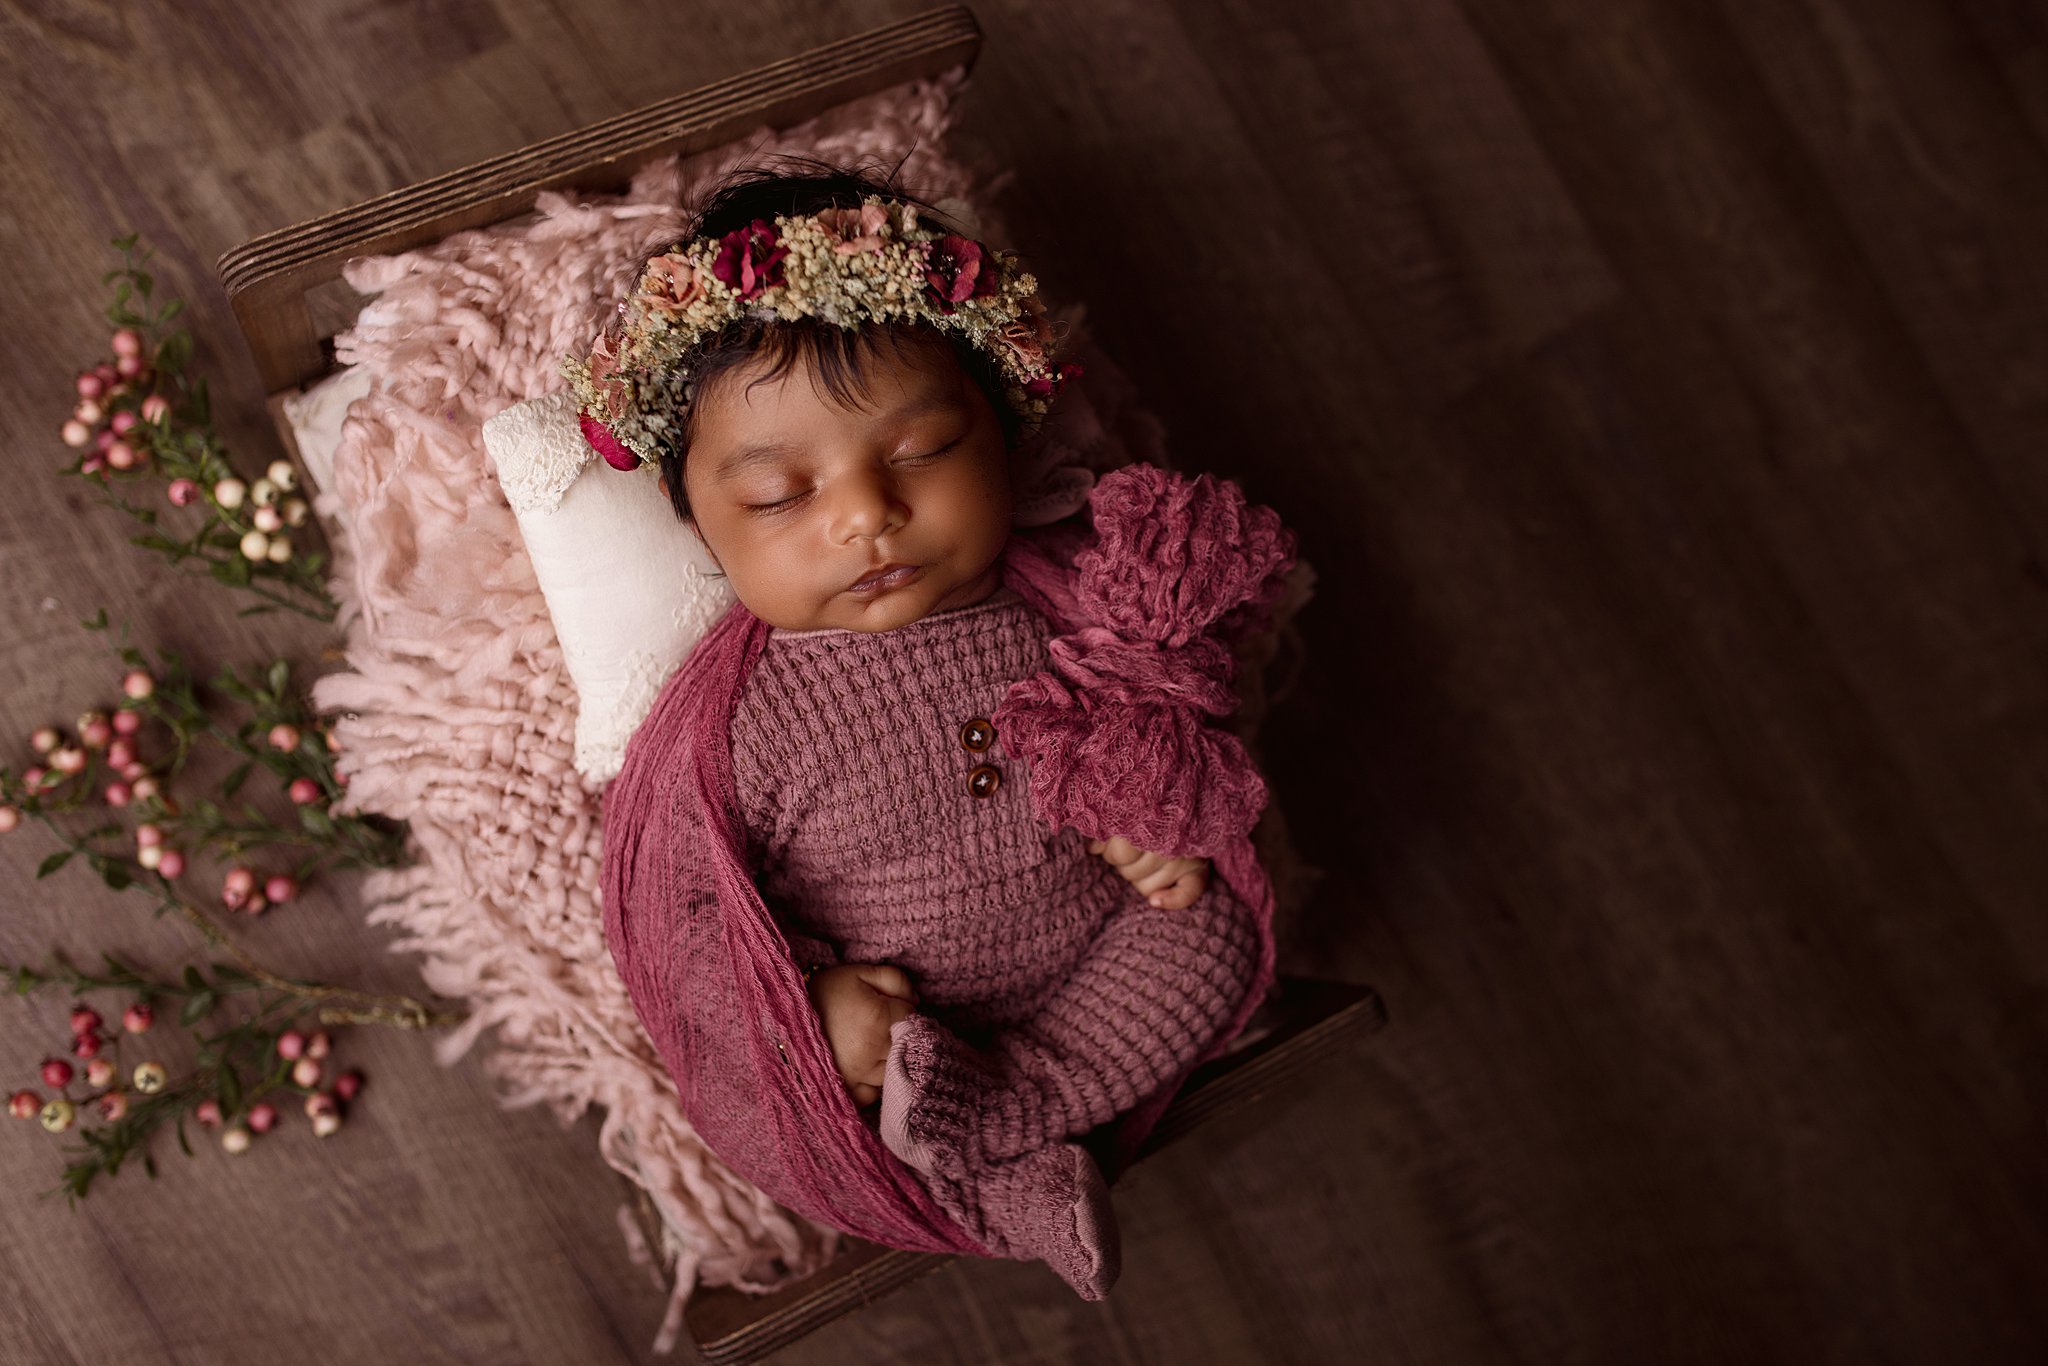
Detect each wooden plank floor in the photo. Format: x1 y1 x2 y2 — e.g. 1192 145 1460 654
4 1 2047 1361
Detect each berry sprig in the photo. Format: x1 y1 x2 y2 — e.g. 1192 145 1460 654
56 234 338 622
6 956 383 1202
0 609 409 894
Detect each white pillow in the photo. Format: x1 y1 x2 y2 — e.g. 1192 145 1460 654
481 391 734 781
280 363 373 497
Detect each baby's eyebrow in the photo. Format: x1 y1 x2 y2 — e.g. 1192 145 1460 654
714 441 804 481
711 394 963 482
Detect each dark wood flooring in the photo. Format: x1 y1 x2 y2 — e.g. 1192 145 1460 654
3 1 2046 1362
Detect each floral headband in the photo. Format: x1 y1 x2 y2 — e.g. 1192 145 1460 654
562 195 1084 472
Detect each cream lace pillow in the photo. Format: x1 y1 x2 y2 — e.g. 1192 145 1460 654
482 390 733 781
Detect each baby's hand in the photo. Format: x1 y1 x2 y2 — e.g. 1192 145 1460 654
1087 836 1211 909
807 964 917 1108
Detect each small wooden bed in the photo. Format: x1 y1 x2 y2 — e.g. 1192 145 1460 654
215 6 1388 1360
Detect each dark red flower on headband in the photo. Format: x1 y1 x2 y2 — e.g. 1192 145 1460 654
1024 361 1085 401
921 234 1000 313
580 412 640 471
712 219 789 300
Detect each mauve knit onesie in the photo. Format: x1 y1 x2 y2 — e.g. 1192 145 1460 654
728 583 1261 1286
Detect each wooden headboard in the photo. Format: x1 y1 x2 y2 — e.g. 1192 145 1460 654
215 4 982 399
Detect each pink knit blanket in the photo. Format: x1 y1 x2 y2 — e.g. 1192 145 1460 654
600 464 1297 1251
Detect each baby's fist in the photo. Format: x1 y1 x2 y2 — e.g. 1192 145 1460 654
807 964 916 1108
1087 835 1211 909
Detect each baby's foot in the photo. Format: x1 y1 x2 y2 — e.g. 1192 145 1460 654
978 1142 1122 1301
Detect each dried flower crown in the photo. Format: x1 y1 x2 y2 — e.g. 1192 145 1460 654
562 195 1084 471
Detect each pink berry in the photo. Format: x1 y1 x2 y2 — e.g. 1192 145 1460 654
69 1005 102 1036
93 426 115 450
105 441 136 471
134 824 163 848
305 1030 332 1060
85 1058 115 1088
291 1057 322 1088
50 747 86 775
81 457 107 478
122 763 148 784
76 372 105 399
268 723 301 752
305 1091 338 1121
29 727 60 754
111 709 142 736
241 892 268 916
111 329 142 357
264 874 298 905
246 1102 277 1134
72 1032 102 1059
103 782 131 808
94 363 117 387
23 767 47 790
221 866 256 906
288 778 321 805
167 478 199 506
0 806 17 834
333 1069 365 1102
194 1098 222 1127
106 738 135 768
155 849 185 879
110 410 138 435
140 394 171 423
78 719 112 749
122 1002 153 1033
96 1091 129 1122
61 419 91 448
40 1059 73 1089
115 354 145 380
8 1090 40 1119
121 670 154 700
276 1030 306 1061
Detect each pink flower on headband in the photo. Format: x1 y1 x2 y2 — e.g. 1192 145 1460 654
712 219 788 300
993 317 1051 371
641 254 705 316
921 234 999 311
816 203 891 254
586 330 631 417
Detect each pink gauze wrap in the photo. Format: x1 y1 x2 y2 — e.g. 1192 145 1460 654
600 463 1298 1248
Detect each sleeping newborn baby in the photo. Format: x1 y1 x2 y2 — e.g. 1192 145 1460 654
591 159 1295 1297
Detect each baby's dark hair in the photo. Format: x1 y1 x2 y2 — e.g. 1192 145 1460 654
651 152 1025 523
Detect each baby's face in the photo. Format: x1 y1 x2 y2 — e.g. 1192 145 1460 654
677 335 1014 633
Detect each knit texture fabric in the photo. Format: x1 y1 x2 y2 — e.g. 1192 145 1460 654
732 589 1262 1292
599 462 1298 1290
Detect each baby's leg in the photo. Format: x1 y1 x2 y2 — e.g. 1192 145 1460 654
880 878 1260 1172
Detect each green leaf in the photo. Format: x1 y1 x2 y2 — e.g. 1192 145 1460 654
80 607 109 632
143 1154 158 1180
267 660 289 697
176 1117 192 1157
86 854 131 892
218 1067 240 1115
36 850 73 879
236 604 278 619
299 806 333 837
182 965 206 992
179 991 215 1026
221 762 251 799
